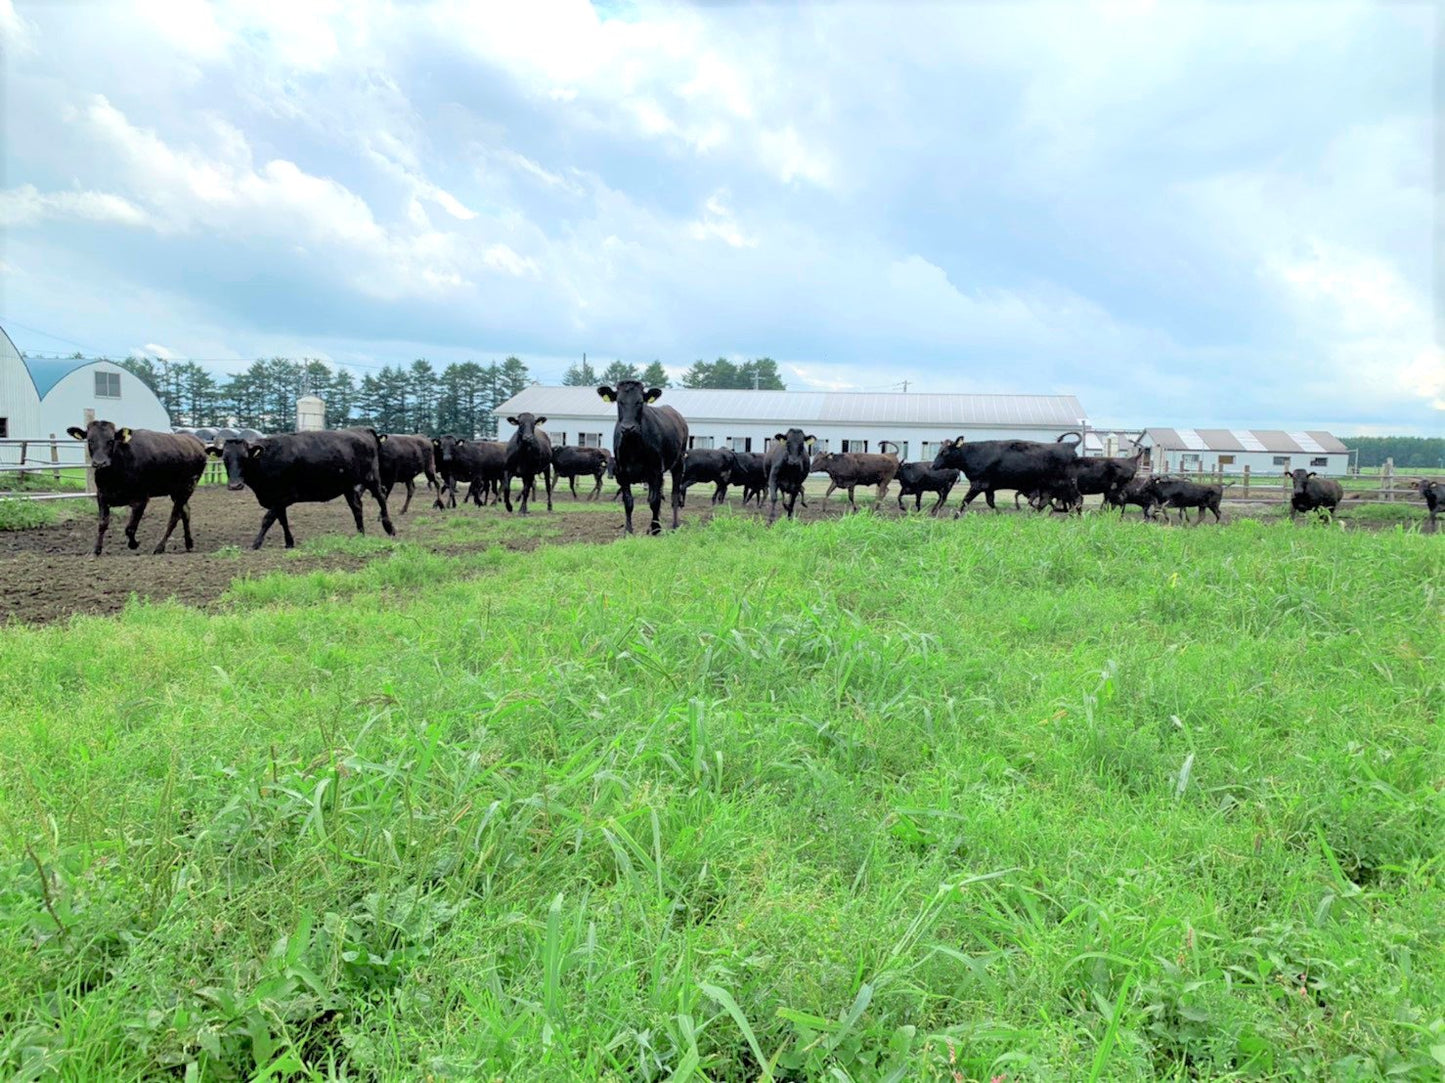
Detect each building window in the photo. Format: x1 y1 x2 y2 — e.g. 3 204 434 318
887 441 908 460
841 439 867 453
1180 453 1200 466
1217 454 1235 466
553 432 567 447
579 432 603 448
95 371 121 398
728 437 752 453
0 417 7 438
689 435 715 450
1310 456 1328 467
1273 456 1291 467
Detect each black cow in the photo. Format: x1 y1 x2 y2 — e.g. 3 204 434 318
67 422 207 555
552 446 611 500
931 432 1082 514
729 451 768 506
810 443 901 511
1019 448 1147 510
1418 478 1441 527
368 432 438 514
1143 476 1225 524
1288 469 1343 520
679 447 738 506
210 429 395 548
1104 475 1163 520
765 428 815 524
502 413 554 514
598 381 688 534
894 462 959 515
432 437 506 507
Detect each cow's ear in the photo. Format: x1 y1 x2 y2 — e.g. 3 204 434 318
1307 471 1316 477
118 428 133 444
774 433 786 443
805 434 817 445
535 416 547 426
67 426 87 440
597 386 616 403
644 387 662 403
247 444 265 459
206 445 222 458
377 433 388 443
506 416 519 427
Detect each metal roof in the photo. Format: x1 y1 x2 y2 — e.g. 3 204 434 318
23 357 118 397
494 385 1088 428
1144 427 1347 454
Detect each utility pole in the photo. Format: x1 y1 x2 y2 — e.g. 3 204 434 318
899 380 910 393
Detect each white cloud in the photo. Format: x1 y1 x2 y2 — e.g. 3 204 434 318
688 192 757 249
0 0 36 54
0 185 151 228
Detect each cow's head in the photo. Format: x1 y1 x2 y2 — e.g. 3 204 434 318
1418 478 1439 497
506 413 547 444
433 435 465 464
598 380 661 435
68 420 132 470
206 437 260 490
809 450 834 471
1289 468 1316 494
774 429 815 460
931 435 968 469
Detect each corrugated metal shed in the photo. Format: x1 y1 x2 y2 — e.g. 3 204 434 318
1144 428 1347 454
496 386 1087 428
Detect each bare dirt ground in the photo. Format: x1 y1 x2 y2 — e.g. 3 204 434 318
0 483 1418 625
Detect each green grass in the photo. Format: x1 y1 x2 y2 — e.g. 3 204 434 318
0 514 1441 1080
0 497 59 531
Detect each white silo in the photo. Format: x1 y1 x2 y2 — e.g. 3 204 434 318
296 395 325 431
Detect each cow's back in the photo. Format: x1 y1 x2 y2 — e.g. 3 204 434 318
251 430 380 502
97 430 206 499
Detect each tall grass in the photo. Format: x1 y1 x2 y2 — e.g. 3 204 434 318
0 513 1440 1080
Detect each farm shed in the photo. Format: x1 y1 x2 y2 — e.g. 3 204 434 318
1141 427 1350 476
492 386 1091 463
23 356 171 444
0 325 43 466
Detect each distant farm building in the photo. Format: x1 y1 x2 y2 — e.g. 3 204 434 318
492 386 1090 462
1142 428 1350 475
0 324 172 465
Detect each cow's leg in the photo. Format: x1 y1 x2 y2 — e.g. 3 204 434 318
648 477 664 535
786 487 800 519
276 507 297 547
502 472 515 513
544 466 554 512
620 482 636 534
670 464 683 530
569 474 579 500
346 488 367 534
92 496 111 556
179 499 195 550
397 479 415 515
153 496 186 554
767 477 782 525
591 471 604 500
823 480 837 502
846 485 857 513
123 499 149 550
253 507 280 549
366 476 395 535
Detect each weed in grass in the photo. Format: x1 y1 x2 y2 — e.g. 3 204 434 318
0 498 57 531
0 512 1439 1080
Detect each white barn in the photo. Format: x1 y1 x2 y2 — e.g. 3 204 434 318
0 325 43 466
1142 427 1351 476
492 386 1090 463
25 357 171 442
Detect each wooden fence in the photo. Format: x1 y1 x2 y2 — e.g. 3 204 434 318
1141 461 1441 505
0 437 226 496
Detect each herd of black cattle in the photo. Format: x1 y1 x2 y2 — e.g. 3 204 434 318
63 380 1441 554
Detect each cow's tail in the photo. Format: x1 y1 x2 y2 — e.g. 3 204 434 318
879 440 902 458
1055 431 1083 447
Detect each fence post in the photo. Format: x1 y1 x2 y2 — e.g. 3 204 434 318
1382 458 1393 503
17 440 27 484
1242 464 1250 496
50 435 60 483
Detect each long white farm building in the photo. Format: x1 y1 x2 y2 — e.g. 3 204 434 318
1142 427 1350 476
492 386 1089 462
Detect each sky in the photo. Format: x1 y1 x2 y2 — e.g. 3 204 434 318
0 0 1439 434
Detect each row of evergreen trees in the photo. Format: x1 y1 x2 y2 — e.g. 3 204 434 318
1340 436 1445 470
561 356 786 390
113 355 532 438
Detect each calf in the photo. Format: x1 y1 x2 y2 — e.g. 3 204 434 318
765 428 816 524
371 432 438 514
727 451 768 506
894 462 959 515
68 421 207 555
598 381 688 534
809 442 901 511
210 428 395 548
432 436 505 507
679 447 738 506
1288 469 1343 520
1143 475 1224 524
502 413 554 514
1418 477 1441 527
552 446 610 500
1104 475 1162 520
931 432 1082 513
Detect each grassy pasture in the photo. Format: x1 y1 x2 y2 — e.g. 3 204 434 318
0 511 1440 1081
